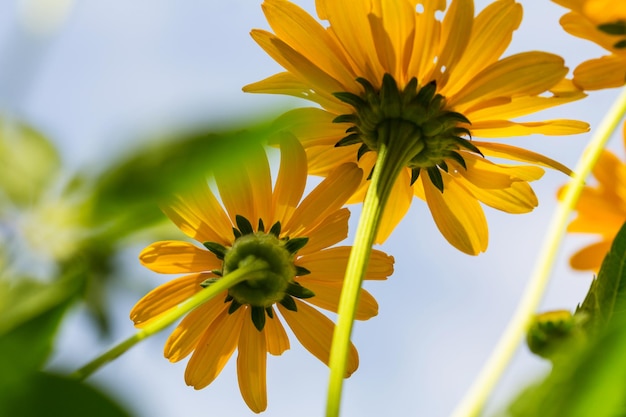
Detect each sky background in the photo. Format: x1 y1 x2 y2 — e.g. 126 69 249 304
1 0 623 416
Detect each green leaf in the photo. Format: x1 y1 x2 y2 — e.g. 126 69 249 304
0 372 131 417
576 221 626 333
0 118 61 207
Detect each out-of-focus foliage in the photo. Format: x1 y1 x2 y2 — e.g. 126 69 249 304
510 221 626 417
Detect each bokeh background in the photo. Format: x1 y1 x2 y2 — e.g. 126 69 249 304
0 0 622 416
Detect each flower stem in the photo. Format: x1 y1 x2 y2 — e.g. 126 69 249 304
70 259 269 380
326 120 419 417
450 86 626 417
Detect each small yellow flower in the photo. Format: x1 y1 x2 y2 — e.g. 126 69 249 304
553 0 626 90
561 122 626 272
130 137 394 413
244 0 589 255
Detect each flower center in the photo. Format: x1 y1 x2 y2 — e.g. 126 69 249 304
202 215 314 331
333 73 480 191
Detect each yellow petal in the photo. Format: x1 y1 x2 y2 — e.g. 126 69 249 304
284 163 362 236
162 183 232 246
264 307 290 356
164 293 228 362
421 173 488 255
436 0 474 86
215 142 271 225
574 55 626 90
298 208 350 256
570 240 612 271
139 241 220 274
271 133 307 226
560 11 621 52
130 273 207 327
306 144 360 176
237 311 268 413
474 141 574 176
470 119 591 137
407 0 444 82
443 0 522 96
273 107 346 148
185 306 246 389
450 52 567 110
278 299 359 377
456 176 538 213
376 168 413 243
298 280 379 320
262 0 356 89
296 246 394 282
450 153 518 189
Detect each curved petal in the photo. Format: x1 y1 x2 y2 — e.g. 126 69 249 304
470 119 591 137
278 299 359 377
273 107 346 148
436 0 474 85
306 144 360 176
443 0 522 96
215 142 271 226
185 306 246 389
164 293 229 362
284 163 362 236
376 167 413 243
298 280 379 320
130 273 208 327
298 208 350 256
264 308 290 356
450 52 567 110
570 240 612 271
474 141 573 176
162 184 232 246
407 0 444 83
574 55 626 90
139 241 220 274
421 173 488 255
456 176 538 213
272 133 307 226
296 246 394 282
237 312 268 413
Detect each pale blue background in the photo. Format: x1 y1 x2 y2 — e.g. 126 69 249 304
1 1 622 416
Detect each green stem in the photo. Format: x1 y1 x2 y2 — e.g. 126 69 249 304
325 120 419 417
450 86 626 417
70 259 269 380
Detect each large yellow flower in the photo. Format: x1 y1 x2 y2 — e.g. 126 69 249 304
130 137 394 413
244 0 589 255
553 0 626 90
561 122 626 272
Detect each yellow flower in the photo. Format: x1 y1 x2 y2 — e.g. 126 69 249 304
553 0 626 90
561 122 626 272
244 0 589 255
130 137 394 413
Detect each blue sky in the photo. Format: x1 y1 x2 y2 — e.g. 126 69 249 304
1 1 623 416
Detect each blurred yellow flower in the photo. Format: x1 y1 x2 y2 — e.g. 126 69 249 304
553 0 626 90
130 137 394 413
561 122 626 272
244 0 589 255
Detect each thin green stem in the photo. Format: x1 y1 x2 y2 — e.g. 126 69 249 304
450 86 626 417
326 120 418 417
70 259 269 380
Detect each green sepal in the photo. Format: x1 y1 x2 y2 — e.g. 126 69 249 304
410 168 420 185
265 307 274 319
598 21 626 35
333 91 367 109
202 241 227 260
210 270 222 276
257 218 265 232
232 227 242 239
279 295 298 312
224 294 233 303
251 306 266 331
269 221 281 237
427 166 444 192
357 143 370 161
380 73 402 117
366 164 375 181
335 133 362 148
284 237 309 254
615 39 626 49
415 80 437 104
295 265 311 276
446 151 467 170
332 113 359 125
438 161 449 173
200 278 219 288
228 299 242 314
526 310 583 360
236 215 254 235
453 136 482 156
286 282 315 299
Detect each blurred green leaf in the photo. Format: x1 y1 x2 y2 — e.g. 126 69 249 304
88 120 275 239
0 118 60 206
525 310 586 360
509 317 626 417
0 372 132 417
576 221 626 333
